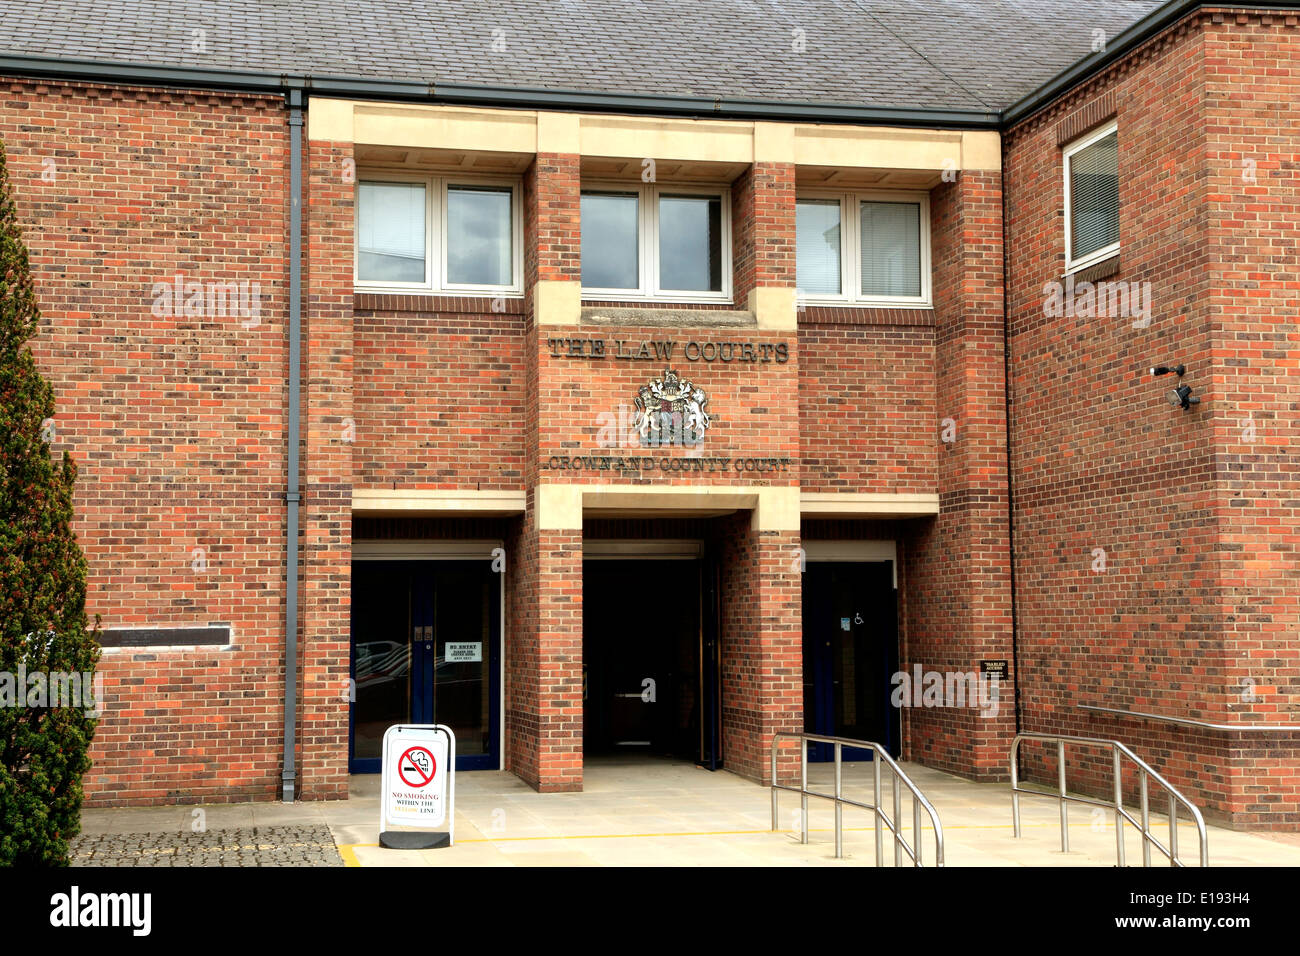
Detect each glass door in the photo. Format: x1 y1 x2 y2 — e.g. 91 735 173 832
349 558 500 773
350 561 414 773
429 562 499 770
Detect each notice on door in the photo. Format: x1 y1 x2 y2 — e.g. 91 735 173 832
381 725 449 828
445 642 482 663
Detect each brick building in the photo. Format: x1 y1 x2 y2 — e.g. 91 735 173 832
1 0 1295 828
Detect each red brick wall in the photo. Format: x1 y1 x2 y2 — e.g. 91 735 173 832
1 78 291 805
903 170 1016 780
1202 12 1300 828
1006 13 1222 815
352 306 526 489
798 319 937 493
1005 11 1300 828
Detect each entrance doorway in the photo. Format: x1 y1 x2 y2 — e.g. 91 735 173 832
349 559 501 772
582 555 718 767
802 557 899 760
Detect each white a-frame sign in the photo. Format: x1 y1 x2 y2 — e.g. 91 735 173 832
379 724 456 849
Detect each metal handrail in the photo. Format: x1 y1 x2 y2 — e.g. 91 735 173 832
770 732 944 866
1010 732 1208 867
1080 702 1300 732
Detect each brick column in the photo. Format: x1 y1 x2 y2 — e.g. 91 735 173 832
524 151 581 328
297 139 354 799
507 499 583 791
732 160 797 328
720 509 802 786
508 152 585 791
904 170 1016 780
722 159 802 783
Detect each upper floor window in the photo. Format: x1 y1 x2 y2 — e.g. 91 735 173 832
581 183 731 302
796 190 931 307
1064 121 1119 272
355 174 522 294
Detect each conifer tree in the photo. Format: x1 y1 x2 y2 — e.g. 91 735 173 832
0 138 99 866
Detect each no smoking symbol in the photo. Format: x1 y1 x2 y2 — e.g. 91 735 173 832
399 746 436 788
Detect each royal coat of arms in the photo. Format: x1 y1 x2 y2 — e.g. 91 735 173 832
633 367 712 447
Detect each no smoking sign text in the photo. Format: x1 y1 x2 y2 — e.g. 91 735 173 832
384 732 447 827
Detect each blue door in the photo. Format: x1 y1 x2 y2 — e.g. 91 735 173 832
349 559 501 773
802 560 899 762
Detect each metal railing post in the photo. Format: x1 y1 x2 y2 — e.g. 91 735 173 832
1058 739 1069 853
833 742 843 860
800 737 809 846
770 735 779 832
873 754 883 867
1168 792 1178 867
1140 770 1151 867
1011 737 1022 838
913 794 923 867
1113 745 1125 867
892 766 902 867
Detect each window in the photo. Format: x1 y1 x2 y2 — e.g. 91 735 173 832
795 191 930 306
1064 121 1119 272
354 174 522 294
581 183 731 301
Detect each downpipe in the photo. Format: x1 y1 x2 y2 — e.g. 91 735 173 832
282 87 304 802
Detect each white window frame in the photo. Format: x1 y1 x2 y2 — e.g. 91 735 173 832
353 172 524 297
580 181 733 304
1063 120 1120 274
795 189 932 308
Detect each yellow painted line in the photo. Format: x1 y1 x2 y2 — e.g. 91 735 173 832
337 818 1171 858
466 828 774 842
338 843 364 867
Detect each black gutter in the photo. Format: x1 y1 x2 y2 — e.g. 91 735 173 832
281 86 304 803
0 52 998 128
999 143 1023 743
426 83 999 128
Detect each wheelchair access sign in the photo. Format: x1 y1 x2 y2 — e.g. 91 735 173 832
380 724 455 843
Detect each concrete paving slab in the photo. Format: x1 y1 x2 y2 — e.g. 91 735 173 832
75 754 1300 867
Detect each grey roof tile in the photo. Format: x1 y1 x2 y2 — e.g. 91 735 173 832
0 0 1167 111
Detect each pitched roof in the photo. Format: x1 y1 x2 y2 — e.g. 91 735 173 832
0 0 1166 113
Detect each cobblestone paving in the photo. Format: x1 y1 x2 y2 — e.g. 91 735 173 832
71 825 344 867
